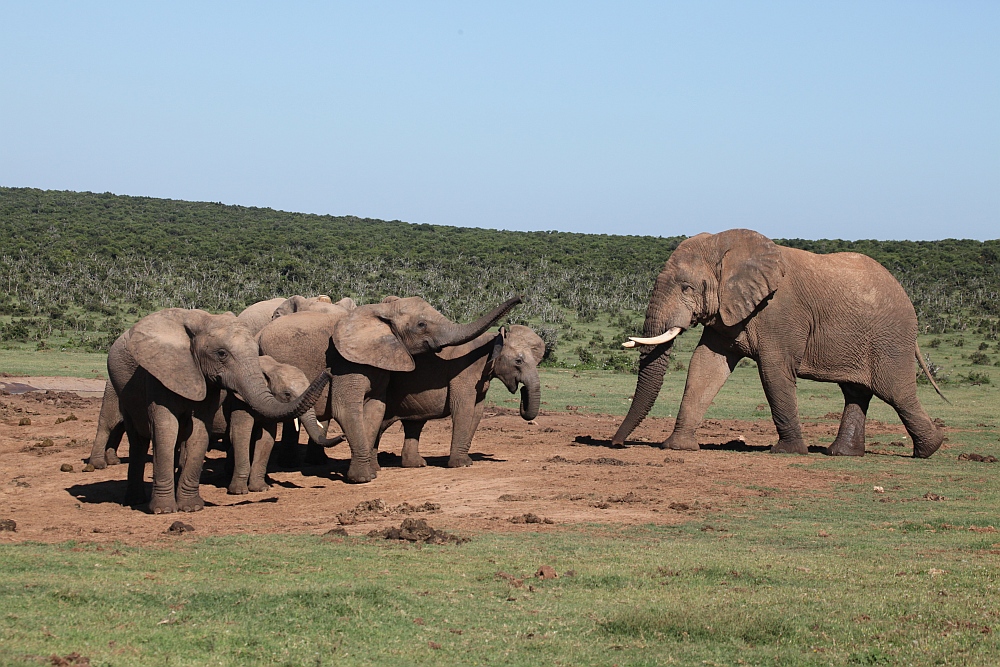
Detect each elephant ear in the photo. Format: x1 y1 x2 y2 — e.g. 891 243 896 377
273 295 309 319
717 229 786 327
127 309 207 402
331 308 415 372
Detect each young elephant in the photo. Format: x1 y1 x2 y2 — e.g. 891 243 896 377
108 309 330 513
375 325 545 468
223 356 342 495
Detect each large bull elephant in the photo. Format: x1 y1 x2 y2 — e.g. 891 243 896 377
375 324 546 468
110 309 330 513
612 228 945 458
257 296 523 483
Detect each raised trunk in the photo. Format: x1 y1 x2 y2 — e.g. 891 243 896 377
300 408 344 447
612 344 673 445
518 369 541 421
236 365 332 421
437 296 522 347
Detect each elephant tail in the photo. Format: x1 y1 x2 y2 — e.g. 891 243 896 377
915 342 950 404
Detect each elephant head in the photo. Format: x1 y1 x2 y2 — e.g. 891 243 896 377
127 309 330 421
490 325 546 421
332 296 523 372
613 229 785 444
258 355 341 446
271 294 338 319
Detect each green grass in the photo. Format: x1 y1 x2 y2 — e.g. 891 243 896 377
0 347 108 378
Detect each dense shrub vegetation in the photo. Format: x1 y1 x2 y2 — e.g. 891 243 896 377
1 187 998 367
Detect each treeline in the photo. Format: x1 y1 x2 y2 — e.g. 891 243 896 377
1 187 998 362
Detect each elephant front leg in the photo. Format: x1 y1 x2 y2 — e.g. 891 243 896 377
828 383 872 456
758 360 807 454
248 423 277 492
665 330 740 451
335 401 379 484
175 417 210 512
227 408 254 495
147 403 181 514
401 420 428 468
447 398 484 468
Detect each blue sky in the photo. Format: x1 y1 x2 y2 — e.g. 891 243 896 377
2 2 997 240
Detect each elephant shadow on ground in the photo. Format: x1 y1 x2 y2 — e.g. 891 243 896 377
375 452 505 469
66 479 141 510
574 435 827 455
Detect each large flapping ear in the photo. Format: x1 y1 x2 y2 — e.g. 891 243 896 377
127 308 208 401
716 229 786 326
331 307 415 372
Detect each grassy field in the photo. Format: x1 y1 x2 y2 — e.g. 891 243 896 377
2 341 999 665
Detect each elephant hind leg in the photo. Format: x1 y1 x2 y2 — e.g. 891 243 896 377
827 383 872 456
879 388 944 458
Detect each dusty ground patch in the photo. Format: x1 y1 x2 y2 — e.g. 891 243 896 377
0 378 917 546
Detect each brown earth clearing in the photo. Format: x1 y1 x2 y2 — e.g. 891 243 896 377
0 378 925 546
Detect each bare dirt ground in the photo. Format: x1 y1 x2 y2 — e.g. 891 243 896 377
0 378 918 546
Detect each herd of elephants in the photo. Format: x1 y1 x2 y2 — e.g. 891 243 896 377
85 228 947 515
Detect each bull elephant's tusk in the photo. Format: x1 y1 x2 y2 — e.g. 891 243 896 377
622 327 682 348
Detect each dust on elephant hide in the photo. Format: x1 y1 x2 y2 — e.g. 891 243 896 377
257 296 523 483
613 228 945 458
236 295 340 336
376 325 546 468
106 309 331 513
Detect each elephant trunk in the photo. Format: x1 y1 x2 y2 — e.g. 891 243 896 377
518 368 541 421
437 296 523 347
612 344 672 445
300 408 344 447
236 364 332 421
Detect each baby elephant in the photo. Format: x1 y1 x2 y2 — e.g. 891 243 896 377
376 325 545 468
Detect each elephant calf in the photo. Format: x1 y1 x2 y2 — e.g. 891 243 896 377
375 325 545 468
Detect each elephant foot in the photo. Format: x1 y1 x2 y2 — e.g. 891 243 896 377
149 496 178 514
105 450 121 466
177 494 205 512
446 454 473 468
770 437 808 455
90 457 108 470
663 433 700 451
346 461 376 484
248 478 271 493
913 429 945 459
227 481 249 495
827 437 865 457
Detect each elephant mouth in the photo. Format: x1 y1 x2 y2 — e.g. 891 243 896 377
621 326 683 349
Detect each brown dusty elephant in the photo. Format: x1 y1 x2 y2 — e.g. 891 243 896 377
222 356 342 494
257 295 523 483
108 308 330 513
374 324 546 468
612 228 945 458
88 357 339 491
236 294 351 336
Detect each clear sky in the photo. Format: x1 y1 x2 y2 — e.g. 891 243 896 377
2 2 997 240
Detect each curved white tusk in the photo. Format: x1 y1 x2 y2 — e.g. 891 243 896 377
622 340 637 348
622 327 683 348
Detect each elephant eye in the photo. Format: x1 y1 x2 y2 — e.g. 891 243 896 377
681 283 695 293
216 349 229 360
417 321 427 330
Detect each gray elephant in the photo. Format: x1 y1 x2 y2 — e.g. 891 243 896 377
375 324 545 468
236 294 348 336
612 228 945 458
222 355 342 494
109 308 330 513
89 355 339 493
257 296 522 483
